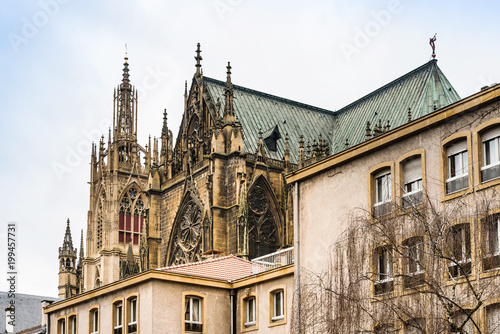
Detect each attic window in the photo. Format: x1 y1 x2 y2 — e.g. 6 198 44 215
264 125 281 152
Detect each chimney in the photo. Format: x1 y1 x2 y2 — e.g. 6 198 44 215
41 300 54 327
5 304 14 333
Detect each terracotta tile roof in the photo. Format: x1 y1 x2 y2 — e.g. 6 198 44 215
159 255 253 282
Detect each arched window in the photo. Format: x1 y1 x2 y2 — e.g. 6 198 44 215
247 178 281 259
119 186 145 245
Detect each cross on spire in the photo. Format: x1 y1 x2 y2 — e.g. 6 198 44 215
195 43 202 74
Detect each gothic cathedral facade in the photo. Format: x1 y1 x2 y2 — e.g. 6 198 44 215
62 45 298 295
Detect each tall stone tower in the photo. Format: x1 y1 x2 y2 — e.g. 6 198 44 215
58 219 79 298
82 54 164 292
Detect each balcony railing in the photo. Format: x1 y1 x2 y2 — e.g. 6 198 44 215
251 247 294 274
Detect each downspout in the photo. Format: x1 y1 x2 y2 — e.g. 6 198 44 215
294 182 300 334
230 289 237 334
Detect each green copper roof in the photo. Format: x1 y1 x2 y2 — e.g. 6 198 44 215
204 77 336 163
333 60 460 153
203 60 460 164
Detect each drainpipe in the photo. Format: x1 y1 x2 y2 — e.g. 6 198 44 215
230 289 237 334
294 182 300 334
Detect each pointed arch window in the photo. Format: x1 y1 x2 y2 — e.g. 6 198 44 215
247 179 281 259
119 187 145 245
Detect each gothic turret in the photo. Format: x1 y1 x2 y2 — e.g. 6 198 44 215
58 219 79 298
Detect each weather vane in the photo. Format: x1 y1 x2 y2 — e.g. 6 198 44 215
429 34 437 59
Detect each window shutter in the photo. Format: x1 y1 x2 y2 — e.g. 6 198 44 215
447 140 467 156
403 156 422 184
482 126 500 142
374 168 390 179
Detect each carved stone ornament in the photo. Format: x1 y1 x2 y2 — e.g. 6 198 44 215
168 198 203 265
248 184 269 215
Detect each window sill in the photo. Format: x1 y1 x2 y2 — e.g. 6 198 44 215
476 173 500 192
268 317 286 328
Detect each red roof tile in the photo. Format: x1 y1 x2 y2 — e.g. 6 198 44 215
159 255 253 281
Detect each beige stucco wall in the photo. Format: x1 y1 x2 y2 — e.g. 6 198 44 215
47 268 293 334
297 102 500 274
235 273 294 334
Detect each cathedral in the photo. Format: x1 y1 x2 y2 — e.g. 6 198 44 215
58 43 460 298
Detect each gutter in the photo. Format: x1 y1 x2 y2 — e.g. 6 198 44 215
294 182 300 334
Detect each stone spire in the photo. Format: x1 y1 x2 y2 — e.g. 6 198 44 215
195 43 202 75
78 229 84 267
60 219 76 256
223 62 234 120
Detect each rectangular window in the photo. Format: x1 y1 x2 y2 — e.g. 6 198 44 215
90 309 98 334
403 237 425 288
245 297 256 327
447 224 471 278
484 215 500 271
374 247 393 295
452 310 473 333
185 296 202 332
114 303 122 334
373 169 392 217
487 304 500 333
446 140 469 194
128 299 137 334
482 127 500 182
272 290 284 321
402 157 423 207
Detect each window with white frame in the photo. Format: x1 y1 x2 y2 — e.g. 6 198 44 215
245 297 256 327
403 236 425 288
127 298 137 334
113 302 123 334
271 290 284 321
484 215 500 270
482 126 500 182
185 296 202 332
373 169 392 217
446 140 468 194
69 315 77 334
402 156 423 207
90 309 98 334
446 224 471 278
374 246 393 295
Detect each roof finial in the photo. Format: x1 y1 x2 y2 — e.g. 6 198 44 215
224 62 234 118
429 33 437 59
407 107 412 122
125 43 128 62
162 109 168 137
195 43 202 74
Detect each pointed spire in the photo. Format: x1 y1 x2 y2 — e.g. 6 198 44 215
62 218 74 252
224 62 234 119
122 51 130 85
162 109 168 137
78 229 84 267
284 133 290 162
195 43 202 75
365 121 372 140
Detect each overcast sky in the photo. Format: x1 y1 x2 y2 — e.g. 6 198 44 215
1 1 499 297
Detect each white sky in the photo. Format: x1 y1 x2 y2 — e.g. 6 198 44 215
1 0 499 297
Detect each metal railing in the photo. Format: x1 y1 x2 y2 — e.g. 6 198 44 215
251 247 294 274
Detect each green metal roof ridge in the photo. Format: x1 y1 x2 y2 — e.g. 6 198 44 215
335 60 440 115
203 76 336 116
